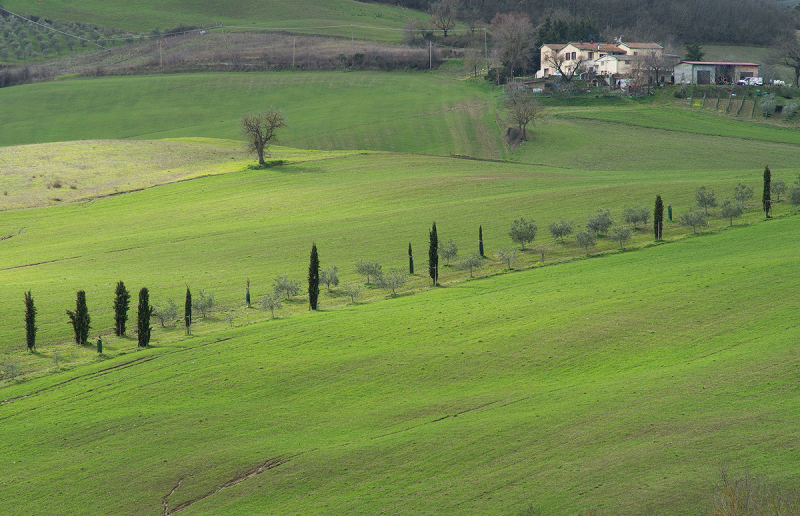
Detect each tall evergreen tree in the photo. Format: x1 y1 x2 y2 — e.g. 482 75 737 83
429 222 439 285
24 290 36 352
113 280 130 336
408 242 414 274
66 290 91 345
654 195 664 241
308 243 320 311
763 165 772 217
184 287 192 334
138 287 153 348
479 225 484 257
246 278 251 308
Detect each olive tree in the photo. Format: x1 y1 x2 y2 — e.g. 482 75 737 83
719 198 744 226
321 265 339 291
438 238 458 265
509 217 538 250
240 108 287 166
459 252 484 277
575 230 596 254
548 218 573 242
192 291 215 318
261 293 282 319
586 208 614 236
497 246 518 268
733 182 754 206
342 283 363 303
531 245 548 262
681 209 707 233
379 269 407 295
609 226 632 249
152 299 178 327
273 275 301 300
356 260 382 284
696 186 717 214
771 178 787 202
622 205 651 229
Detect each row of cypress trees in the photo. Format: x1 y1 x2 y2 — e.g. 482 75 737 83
23 283 154 351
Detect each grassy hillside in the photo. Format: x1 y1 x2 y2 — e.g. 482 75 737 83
1 215 798 515
0 72 502 158
1 0 425 39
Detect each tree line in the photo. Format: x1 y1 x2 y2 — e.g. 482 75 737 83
21 169 795 353
379 0 791 46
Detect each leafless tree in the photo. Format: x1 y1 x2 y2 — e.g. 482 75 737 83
240 108 287 165
490 12 534 81
543 50 584 83
463 43 482 76
771 35 800 87
504 88 540 140
429 0 458 38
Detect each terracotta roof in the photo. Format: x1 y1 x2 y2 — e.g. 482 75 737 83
541 44 565 51
620 42 663 49
568 42 625 53
681 61 759 66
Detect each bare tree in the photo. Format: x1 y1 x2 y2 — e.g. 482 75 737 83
543 50 584 84
463 43 482 77
504 88 540 140
490 12 534 81
429 0 458 38
240 108 287 166
771 35 800 87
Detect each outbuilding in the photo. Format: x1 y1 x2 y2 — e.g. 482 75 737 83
674 61 760 85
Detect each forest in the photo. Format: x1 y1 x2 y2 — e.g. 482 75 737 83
364 0 795 45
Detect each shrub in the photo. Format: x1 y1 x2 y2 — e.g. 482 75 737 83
782 101 799 120
760 94 776 117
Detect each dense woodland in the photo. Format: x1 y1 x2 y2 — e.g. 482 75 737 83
366 0 795 45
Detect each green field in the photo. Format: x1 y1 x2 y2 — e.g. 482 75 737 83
2 37 800 515
0 73 501 158
1 0 425 39
1 213 798 515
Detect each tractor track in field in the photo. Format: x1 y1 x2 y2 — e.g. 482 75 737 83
163 453 301 515
0 337 232 412
281 101 492 145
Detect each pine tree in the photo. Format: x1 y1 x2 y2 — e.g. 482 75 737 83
66 290 91 345
408 242 414 274
184 287 192 334
763 165 771 217
429 222 439 285
113 280 130 336
654 195 664 241
138 287 153 347
479 225 484 257
308 243 320 311
24 290 36 352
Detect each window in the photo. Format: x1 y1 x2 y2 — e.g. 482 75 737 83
588 52 594 59
572 52 577 60
633 51 638 56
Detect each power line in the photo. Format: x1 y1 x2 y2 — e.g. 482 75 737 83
0 8 110 51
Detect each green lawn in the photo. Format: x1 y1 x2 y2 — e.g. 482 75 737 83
1 214 797 515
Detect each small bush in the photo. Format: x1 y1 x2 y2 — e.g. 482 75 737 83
760 94 777 117
782 101 799 120
50 179 62 189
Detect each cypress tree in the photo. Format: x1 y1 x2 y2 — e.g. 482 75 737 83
308 243 320 311
246 278 251 308
24 290 36 352
138 287 153 348
479 225 484 257
66 290 91 345
654 195 664 241
429 222 439 285
184 287 192 334
408 242 414 274
113 280 130 336
763 165 771 217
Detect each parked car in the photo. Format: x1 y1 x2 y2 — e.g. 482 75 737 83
737 77 763 86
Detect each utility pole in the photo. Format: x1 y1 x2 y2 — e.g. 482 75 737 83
429 40 432 70
484 28 488 73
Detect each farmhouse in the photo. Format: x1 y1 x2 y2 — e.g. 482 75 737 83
674 61 760 85
536 41 666 82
